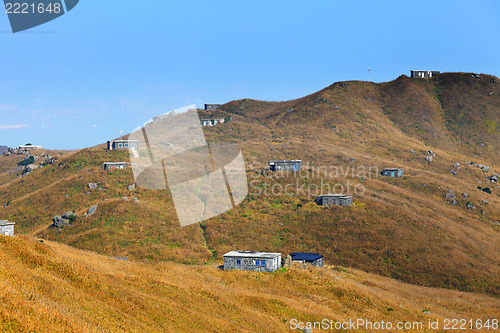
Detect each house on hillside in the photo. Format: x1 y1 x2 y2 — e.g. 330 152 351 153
204 104 222 110
289 252 323 267
18 144 42 150
223 251 282 272
410 70 440 78
201 118 225 127
269 160 303 172
315 194 353 206
381 168 404 177
107 140 138 150
103 162 128 171
0 220 15 237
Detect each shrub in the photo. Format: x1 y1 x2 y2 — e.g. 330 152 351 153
68 215 77 223
18 156 35 166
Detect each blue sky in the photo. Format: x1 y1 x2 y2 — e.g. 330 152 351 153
0 0 499 149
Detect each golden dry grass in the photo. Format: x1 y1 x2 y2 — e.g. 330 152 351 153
0 235 498 332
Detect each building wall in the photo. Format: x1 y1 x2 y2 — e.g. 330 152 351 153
411 70 440 78
107 140 138 150
269 161 303 172
104 163 127 170
224 256 281 272
0 225 14 236
317 196 352 206
381 169 403 177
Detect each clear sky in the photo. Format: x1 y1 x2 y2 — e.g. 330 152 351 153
0 0 499 149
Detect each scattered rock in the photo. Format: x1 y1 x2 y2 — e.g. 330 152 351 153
88 183 98 190
466 203 476 210
453 162 460 168
410 149 416 154
451 199 457 206
132 198 140 203
481 200 488 204
425 155 433 163
444 190 455 201
98 187 106 191
127 184 136 191
64 194 69 198
122 197 129 202
86 205 98 216
481 210 486 216
450 170 457 176
334 105 339 110
62 211 75 219
461 193 468 199
427 150 433 155
52 216 69 228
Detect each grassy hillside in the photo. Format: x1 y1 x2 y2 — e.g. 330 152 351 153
1 235 498 332
0 72 498 297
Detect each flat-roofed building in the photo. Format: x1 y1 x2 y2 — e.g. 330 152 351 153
107 140 138 150
381 168 404 177
289 252 323 267
0 220 15 237
103 162 128 171
223 251 282 272
268 160 302 172
315 194 353 206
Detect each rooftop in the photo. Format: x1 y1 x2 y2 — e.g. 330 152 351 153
289 252 323 261
317 194 352 198
269 160 302 163
223 251 281 259
0 220 15 226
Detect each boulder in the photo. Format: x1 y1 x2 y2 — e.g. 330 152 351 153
410 149 416 154
453 162 460 168
86 205 98 216
461 192 468 199
25 164 38 172
127 184 136 191
450 170 457 176
62 211 75 219
132 198 140 203
425 155 433 163
122 197 129 202
88 183 98 190
52 216 69 228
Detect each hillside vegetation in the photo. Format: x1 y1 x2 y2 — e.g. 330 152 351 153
0 235 498 332
0 72 498 298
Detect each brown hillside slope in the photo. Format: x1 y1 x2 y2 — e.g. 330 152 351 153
0 236 498 332
0 73 498 297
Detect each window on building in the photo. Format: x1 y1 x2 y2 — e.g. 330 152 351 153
124 143 128 148
237 259 241 266
118 143 123 148
261 260 266 266
255 260 259 266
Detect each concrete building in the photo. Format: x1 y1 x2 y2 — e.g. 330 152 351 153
0 220 15 237
410 70 440 78
381 168 404 177
223 251 282 272
201 118 225 127
269 160 303 172
18 144 42 150
103 162 128 171
315 194 353 206
107 140 138 150
204 104 222 110
289 253 323 267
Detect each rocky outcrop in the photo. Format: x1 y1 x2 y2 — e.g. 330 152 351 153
88 183 98 190
83 205 98 218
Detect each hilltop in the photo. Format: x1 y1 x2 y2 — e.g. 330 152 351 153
0 235 498 332
0 72 498 298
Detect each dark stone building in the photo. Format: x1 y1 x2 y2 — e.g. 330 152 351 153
103 162 128 171
0 220 15 236
107 140 138 150
223 251 282 272
204 104 222 110
381 168 404 177
315 194 353 206
410 70 440 78
289 253 323 267
268 160 303 172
